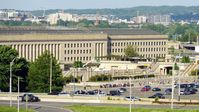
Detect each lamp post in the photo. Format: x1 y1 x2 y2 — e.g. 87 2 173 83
50 55 52 93
9 57 17 107
17 76 20 112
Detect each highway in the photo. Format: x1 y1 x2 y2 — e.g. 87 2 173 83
0 100 199 112
0 101 71 112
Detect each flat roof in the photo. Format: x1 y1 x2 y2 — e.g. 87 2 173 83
0 27 162 35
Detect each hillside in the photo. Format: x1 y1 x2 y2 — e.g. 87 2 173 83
31 6 199 20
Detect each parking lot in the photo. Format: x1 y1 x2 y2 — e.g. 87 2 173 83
65 83 199 100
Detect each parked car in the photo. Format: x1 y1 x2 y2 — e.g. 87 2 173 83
108 90 121 96
148 93 165 99
74 90 87 95
124 96 141 101
21 93 40 102
87 91 95 95
152 87 161 91
119 88 127 93
164 88 172 95
141 86 151 92
58 92 69 96
180 90 191 95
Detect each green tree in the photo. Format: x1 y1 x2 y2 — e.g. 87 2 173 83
28 51 64 93
73 61 83 68
181 56 190 63
0 45 29 92
124 45 139 57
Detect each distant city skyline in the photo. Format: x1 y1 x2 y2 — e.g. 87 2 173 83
1 0 199 10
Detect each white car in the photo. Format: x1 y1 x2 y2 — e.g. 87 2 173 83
124 96 141 101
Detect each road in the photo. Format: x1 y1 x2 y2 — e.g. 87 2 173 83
0 100 199 112
0 101 71 112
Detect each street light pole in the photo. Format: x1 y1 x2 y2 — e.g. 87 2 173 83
17 76 20 112
9 57 17 107
129 76 132 112
50 55 52 93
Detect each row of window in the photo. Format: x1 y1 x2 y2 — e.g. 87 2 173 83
65 56 92 61
140 54 166 58
65 49 92 54
112 47 166 53
65 43 92 48
111 41 166 47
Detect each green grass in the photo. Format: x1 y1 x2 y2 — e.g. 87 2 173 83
0 106 34 112
66 105 199 112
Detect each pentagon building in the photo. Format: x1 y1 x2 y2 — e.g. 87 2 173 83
0 27 168 64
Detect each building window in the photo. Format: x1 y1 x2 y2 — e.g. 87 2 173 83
86 43 88 47
74 50 76 54
89 49 91 53
68 44 70 48
68 57 70 61
71 44 73 47
74 44 76 47
68 50 70 54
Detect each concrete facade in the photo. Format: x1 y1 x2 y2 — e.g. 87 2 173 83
0 28 168 65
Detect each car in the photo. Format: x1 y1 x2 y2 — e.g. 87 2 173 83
152 87 161 91
86 91 95 95
21 93 40 102
141 86 151 92
180 90 191 95
124 96 141 101
74 90 87 95
58 92 69 96
164 88 172 95
119 88 127 93
194 85 199 88
184 88 197 94
148 93 165 99
108 90 121 96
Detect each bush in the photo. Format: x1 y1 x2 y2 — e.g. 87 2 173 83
89 74 112 82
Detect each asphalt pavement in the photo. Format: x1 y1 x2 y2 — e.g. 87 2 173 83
0 100 199 112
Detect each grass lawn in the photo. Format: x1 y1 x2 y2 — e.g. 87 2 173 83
66 105 199 112
0 106 34 112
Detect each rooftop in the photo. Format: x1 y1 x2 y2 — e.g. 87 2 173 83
0 26 162 35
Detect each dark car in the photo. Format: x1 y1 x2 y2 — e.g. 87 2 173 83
86 91 95 95
74 90 87 95
21 93 40 102
164 88 172 95
108 90 121 96
184 88 197 94
152 87 161 91
148 93 165 99
180 90 191 95
141 86 151 92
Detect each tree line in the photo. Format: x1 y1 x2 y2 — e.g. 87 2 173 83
0 45 64 93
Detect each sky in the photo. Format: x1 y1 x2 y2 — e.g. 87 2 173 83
1 0 199 10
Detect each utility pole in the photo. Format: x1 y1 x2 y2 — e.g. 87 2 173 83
50 55 52 93
10 57 17 107
171 58 176 109
129 76 132 112
17 76 20 112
